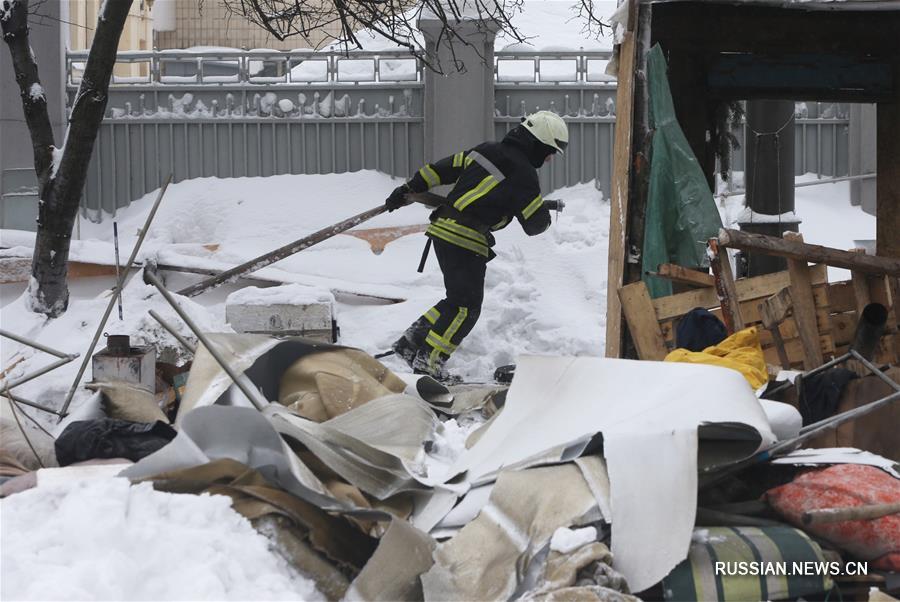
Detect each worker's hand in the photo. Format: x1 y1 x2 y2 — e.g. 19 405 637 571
385 184 412 212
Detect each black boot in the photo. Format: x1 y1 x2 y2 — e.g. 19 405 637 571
391 335 419 371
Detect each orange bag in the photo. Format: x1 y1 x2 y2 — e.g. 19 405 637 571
766 464 900 570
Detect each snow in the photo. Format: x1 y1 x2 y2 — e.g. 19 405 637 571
227 283 335 306
50 145 63 179
0 165 875 598
0 478 323 601
550 526 598 553
720 173 876 280
27 82 44 102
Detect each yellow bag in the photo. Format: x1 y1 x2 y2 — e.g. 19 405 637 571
665 327 768 389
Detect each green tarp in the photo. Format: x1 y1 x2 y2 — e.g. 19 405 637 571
643 44 723 298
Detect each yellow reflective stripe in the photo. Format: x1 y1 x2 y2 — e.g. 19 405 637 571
419 164 440 188
444 307 468 343
452 152 465 168
453 175 499 211
426 225 489 257
464 156 474 167
426 331 455 354
522 194 544 219
424 307 440 324
429 347 444 371
492 216 510 231
433 218 487 244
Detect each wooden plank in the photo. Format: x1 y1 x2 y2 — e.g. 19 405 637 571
618 281 669 361
718 228 900 276
652 264 827 320
850 248 872 315
785 232 824 369
604 0 638 359
709 240 744 332
653 263 715 288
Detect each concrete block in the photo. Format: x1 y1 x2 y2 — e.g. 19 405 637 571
225 284 336 342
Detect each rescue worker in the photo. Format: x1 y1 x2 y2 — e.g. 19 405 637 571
384 111 569 380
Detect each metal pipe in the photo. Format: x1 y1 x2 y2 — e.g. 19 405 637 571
0 329 72 359
0 388 61 415
850 303 888 361
2 354 79 392
148 309 197 353
144 271 267 411
849 349 900 392
721 173 878 198
58 175 172 419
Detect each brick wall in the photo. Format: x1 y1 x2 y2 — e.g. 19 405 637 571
154 0 344 50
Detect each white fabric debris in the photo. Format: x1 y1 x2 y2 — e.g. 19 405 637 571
550 526 598 554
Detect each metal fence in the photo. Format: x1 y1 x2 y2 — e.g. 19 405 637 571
67 48 853 219
68 49 426 217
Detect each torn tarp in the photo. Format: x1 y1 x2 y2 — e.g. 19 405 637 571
449 356 776 592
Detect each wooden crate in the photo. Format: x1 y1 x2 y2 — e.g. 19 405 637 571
618 265 900 369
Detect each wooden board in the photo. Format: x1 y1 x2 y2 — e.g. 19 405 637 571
652 264 828 320
618 281 669 360
784 232 824 369
604 0 638 359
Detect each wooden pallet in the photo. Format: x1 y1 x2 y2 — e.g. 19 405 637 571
619 264 900 370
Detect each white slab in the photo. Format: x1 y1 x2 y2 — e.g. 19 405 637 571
772 447 900 479
451 355 776 592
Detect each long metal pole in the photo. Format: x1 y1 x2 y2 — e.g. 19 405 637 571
0 329 72 359
58 175 172 419
1 388 61 415
2 354 79 392
176 204 388 298
148 309 197 353
144 271 267 411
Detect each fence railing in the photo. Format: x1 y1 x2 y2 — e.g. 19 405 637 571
65 48 854 219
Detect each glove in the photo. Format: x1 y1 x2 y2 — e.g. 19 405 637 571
385 184 411 212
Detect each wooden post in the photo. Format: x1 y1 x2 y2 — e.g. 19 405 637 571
784 232 824 369
708 238 744 333
605 0 639 359
717 228 900 276
618 281 669 360
759 287 793 369
876 85 900 259
850 248 872 315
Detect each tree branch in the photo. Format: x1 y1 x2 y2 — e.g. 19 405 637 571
1 0 55 181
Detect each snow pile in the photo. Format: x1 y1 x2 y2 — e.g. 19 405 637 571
0 275 221 420
0 478 323 601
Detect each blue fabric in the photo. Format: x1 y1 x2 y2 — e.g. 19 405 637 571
676 307 727 352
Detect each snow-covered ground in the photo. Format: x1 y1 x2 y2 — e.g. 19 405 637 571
1 476 324 600
0 167 875 600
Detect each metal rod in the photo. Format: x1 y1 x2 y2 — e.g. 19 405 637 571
0 329 71 359
144 271 267 411
720 173 878 198
2 354 79 392
0 388 62 415
849 349 900 392
148 309 197 353
113 221 123 320
58 175 173 419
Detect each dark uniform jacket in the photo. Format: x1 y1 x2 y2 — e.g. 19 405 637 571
407 126 553 258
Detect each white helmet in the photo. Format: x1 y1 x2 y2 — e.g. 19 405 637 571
521 111 569 154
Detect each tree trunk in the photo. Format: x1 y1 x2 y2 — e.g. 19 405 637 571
1 0 133 317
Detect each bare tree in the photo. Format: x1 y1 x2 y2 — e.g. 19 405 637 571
224 0 609 72
1 0 133 317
